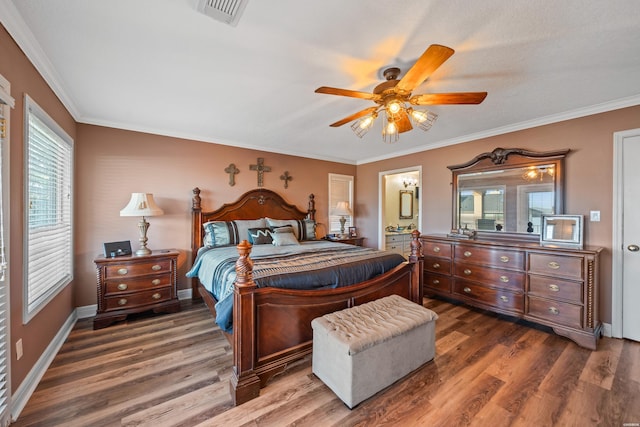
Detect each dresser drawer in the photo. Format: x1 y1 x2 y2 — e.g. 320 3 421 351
454 263 525 291
455 245 524 270
528 275 583 303
421 240 452 258
527 296 582 329
105 258 173 278
104 273 172 295
104 287 173 311
453 281 524 313
424 273 452 293
424 256 452 275
528 253 583 279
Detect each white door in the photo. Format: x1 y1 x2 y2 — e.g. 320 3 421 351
621 133 640 341
614 129 640 341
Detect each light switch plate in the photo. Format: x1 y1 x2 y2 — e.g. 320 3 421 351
590 210 601 222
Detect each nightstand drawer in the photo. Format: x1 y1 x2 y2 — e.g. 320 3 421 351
104 258 173 278
104 287 173 311
104 273 172 295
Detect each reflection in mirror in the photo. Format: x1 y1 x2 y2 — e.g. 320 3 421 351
457 164 555 233
400 190 413 219
450 148 569 239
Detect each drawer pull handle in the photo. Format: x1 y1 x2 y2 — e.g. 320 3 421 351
500 256 510 263
152 293 161 300
433 246 441 253
117 268 128 275
433 279 440 285
500 276 509 283
548 306 559 315
548 261 560 269
463 287 472 293
463 268 472 276
548 284 560 292
117 283 128 291
151 264 162 271
464 251 472 258
500 296 509 302
117 298 127 306
433 263 440 269
152 279 161 286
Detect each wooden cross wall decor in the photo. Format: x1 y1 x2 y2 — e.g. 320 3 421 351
249 157 271 187
224 163 240 186
280 171 292 189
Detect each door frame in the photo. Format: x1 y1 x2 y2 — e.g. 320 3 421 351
611 127 640 338
378 166 422 250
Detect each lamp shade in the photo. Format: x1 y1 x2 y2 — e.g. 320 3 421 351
120 193 164 217
332 201 352 216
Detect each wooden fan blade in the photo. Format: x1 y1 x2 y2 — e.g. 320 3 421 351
409 92 488 105
395 45 455 93
329 107 379 127
315 86 381 101
396 110 413 133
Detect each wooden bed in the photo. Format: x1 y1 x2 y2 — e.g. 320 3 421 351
190 187 424 405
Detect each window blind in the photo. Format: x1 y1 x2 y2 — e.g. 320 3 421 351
25 96 73 319
328 174 354 233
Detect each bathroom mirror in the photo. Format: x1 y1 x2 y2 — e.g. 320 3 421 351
540 214 584 249
399 190 413 219
449 147 569 240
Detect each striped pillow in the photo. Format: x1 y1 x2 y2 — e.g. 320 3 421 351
266 218 316 241
203 218 267 247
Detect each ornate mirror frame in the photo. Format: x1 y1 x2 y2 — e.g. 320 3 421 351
399 190 414 219
449 147 570 241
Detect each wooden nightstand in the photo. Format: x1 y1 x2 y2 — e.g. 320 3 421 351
93 249 180 329
326 236 365 246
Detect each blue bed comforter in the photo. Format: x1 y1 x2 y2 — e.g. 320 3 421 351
186 240 405 332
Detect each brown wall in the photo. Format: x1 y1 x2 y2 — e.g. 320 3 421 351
1 26 77 390
74 125 355 306
356 105 640 323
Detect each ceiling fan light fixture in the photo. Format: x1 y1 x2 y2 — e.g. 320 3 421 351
382 113 399 144
350 112 377 138
408 107 438 132
385 99 403 116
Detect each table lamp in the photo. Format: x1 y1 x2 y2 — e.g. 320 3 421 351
332 201 352 238
120 193 164 256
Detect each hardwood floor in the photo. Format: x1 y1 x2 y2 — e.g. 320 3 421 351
12 298 640 426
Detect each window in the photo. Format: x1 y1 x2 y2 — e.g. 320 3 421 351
24 95 74 321
0 74 14 427
328 173 354 234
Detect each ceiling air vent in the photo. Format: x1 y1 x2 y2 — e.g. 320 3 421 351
196 0 249 27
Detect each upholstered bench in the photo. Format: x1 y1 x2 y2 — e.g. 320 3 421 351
311 294 438 408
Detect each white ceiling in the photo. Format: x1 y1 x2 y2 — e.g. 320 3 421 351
3 1 640 164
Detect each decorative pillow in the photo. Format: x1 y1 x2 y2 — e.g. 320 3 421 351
271 225 295 234
272 231 300 246
248 227 273 245
203 218 266 247
266 218 317 241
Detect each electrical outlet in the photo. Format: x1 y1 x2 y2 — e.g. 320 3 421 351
16 338 23 360
590 210 601 222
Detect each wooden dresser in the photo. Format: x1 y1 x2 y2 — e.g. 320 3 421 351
421 235 602 349
94 250 181 329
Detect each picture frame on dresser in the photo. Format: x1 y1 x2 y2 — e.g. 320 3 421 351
540 214 584 249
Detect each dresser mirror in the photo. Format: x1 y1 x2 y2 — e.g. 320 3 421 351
449 147 570 240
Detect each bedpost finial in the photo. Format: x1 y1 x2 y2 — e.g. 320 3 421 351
235 240 254 287
410 230 422 259
192 187 202 210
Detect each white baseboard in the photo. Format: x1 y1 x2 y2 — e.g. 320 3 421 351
11 310 77 421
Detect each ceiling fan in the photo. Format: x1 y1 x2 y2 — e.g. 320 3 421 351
315 44 487 143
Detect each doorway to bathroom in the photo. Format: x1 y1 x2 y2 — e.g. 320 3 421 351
378 166 422 251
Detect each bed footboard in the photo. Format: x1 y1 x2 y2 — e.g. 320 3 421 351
230 231 424 405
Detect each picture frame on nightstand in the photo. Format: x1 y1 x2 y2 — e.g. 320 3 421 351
348 226 357 237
